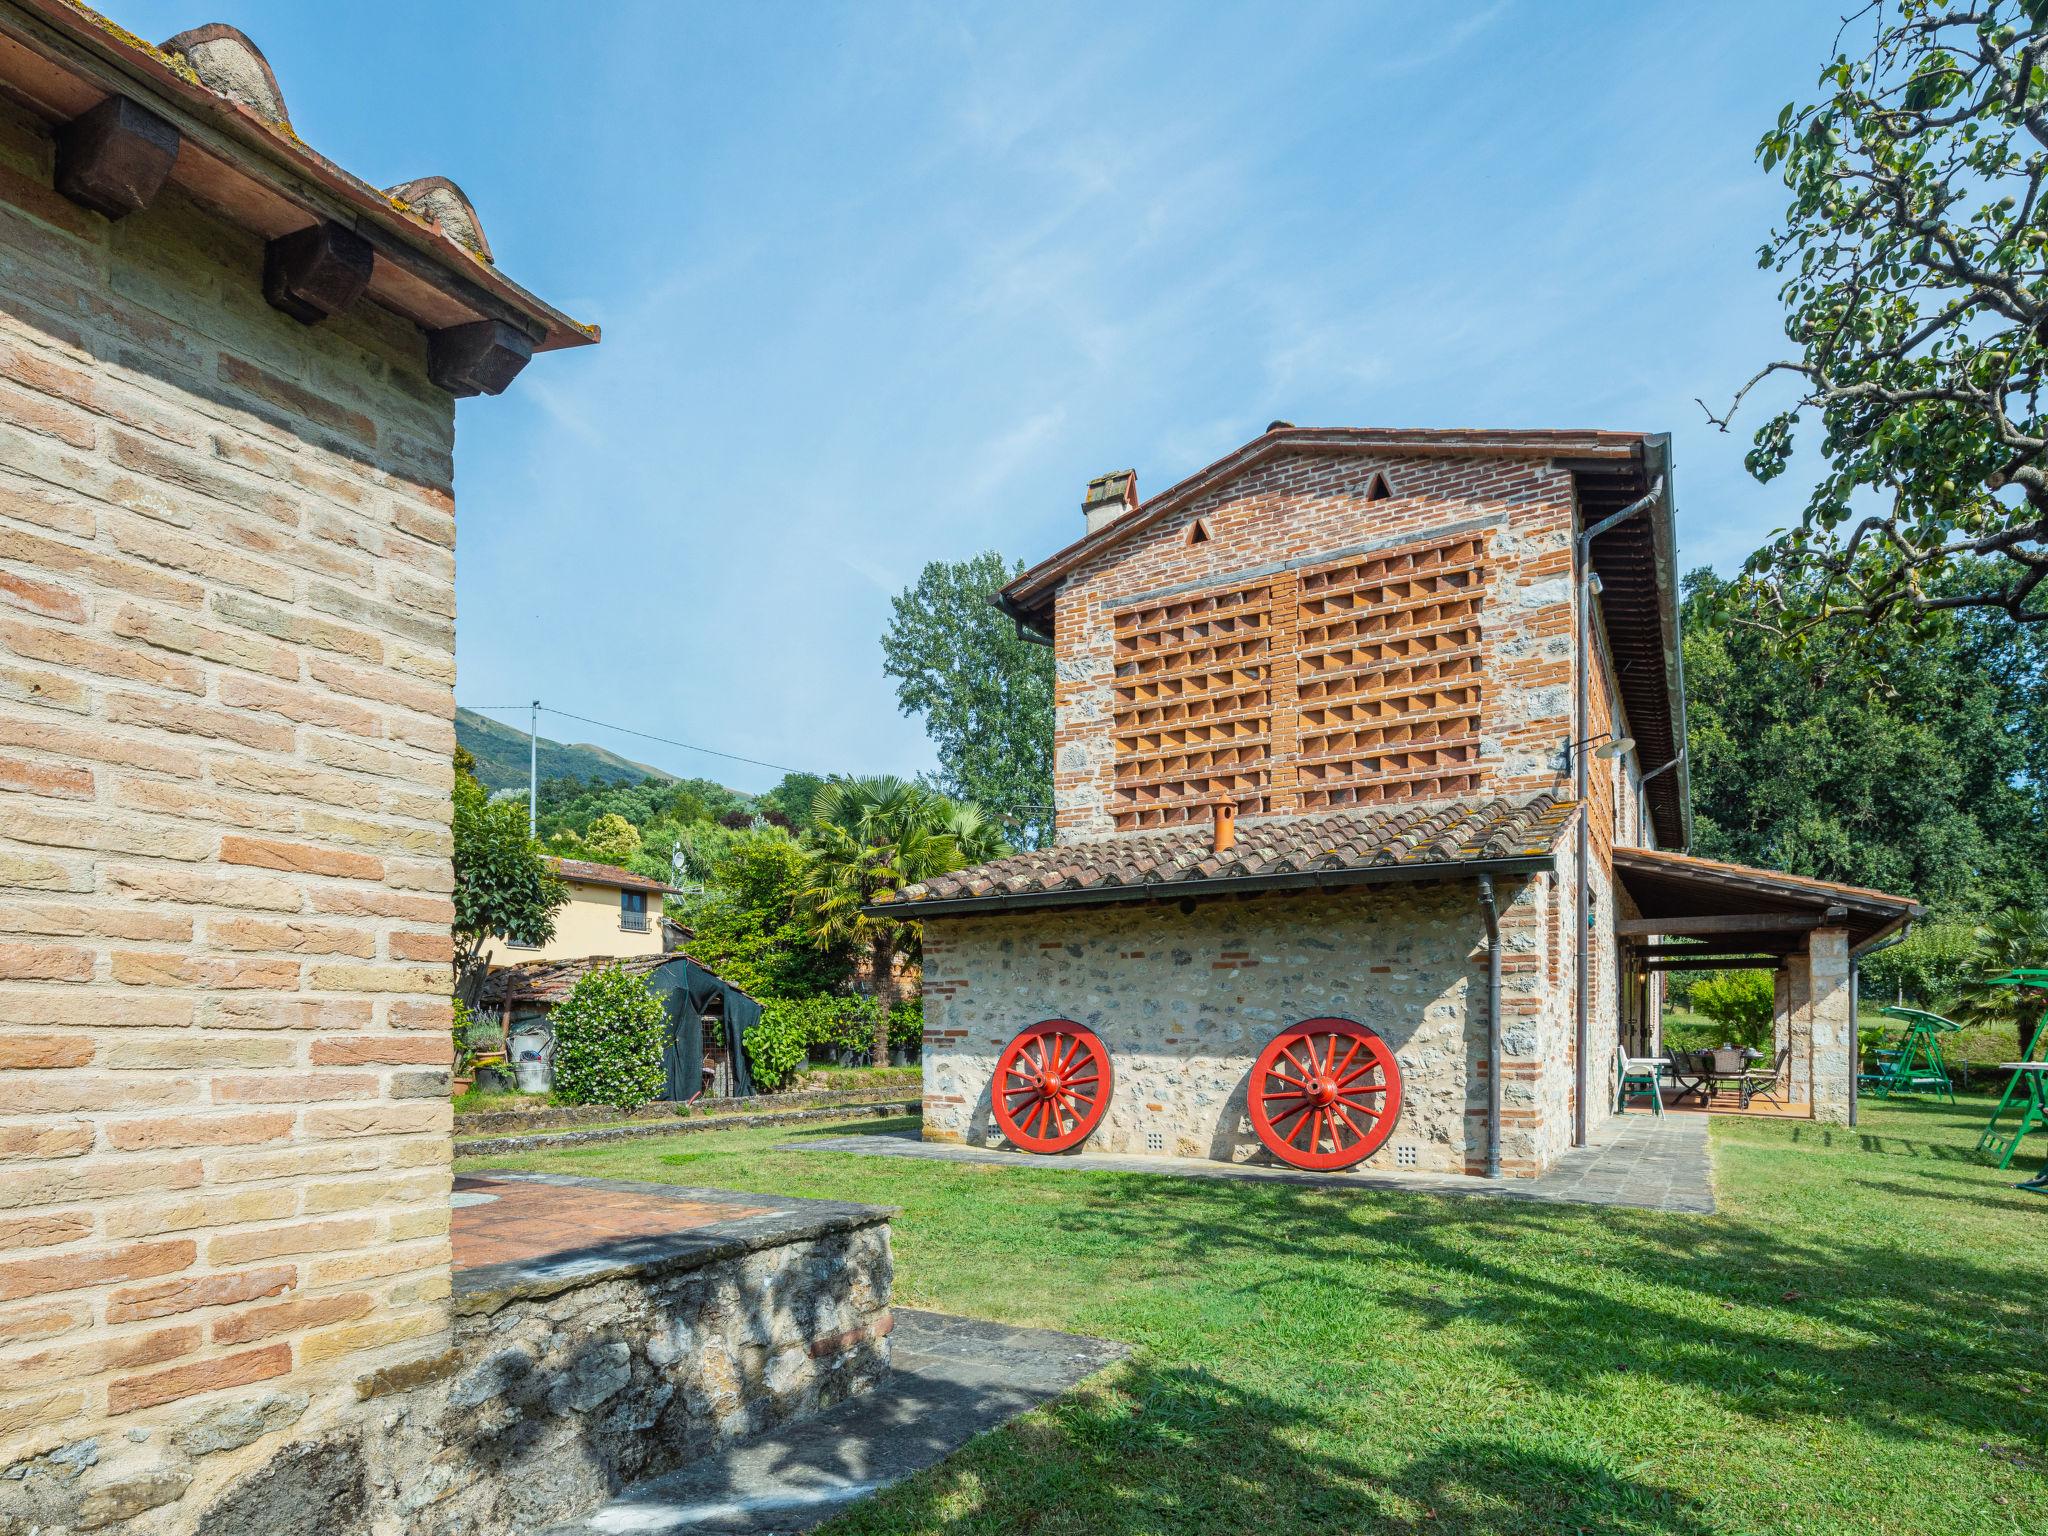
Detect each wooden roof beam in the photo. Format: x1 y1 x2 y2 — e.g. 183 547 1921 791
1617 911 1841 937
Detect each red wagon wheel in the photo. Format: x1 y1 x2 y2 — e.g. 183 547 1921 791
992 1021 1112 1154
1248 1018 1402 1171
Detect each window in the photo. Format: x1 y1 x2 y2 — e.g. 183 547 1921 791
620 890 649 932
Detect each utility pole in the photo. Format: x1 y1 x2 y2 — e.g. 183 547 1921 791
529 700 540 837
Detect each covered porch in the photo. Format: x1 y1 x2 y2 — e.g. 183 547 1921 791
1612 848 1924 1124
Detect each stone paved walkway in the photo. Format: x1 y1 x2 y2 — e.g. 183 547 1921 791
545 1310 1127 1535
786 1110 1714 1214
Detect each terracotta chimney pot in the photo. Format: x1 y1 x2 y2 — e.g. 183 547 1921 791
1212 801 1237 855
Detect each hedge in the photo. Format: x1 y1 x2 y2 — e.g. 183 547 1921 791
744 994 922 1091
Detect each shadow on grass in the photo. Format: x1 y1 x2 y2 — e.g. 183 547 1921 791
823 1359 1715 1536
1035 1153 2043 1453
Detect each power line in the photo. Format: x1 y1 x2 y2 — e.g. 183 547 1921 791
457 701 813 777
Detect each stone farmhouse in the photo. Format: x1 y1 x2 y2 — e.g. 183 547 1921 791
886 426 1922 1178
0 9 891 1535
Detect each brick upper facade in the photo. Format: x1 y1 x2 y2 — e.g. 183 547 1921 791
1028 435 1657 848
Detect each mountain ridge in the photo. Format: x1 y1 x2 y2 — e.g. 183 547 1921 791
455 707 676 793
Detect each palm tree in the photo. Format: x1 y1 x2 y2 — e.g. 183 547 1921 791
1955 907 2048 1059
804 776 976 1066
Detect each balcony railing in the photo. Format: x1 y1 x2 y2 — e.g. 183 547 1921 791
619 912 650 933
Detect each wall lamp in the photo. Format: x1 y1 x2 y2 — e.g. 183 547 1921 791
1554 731 1634 774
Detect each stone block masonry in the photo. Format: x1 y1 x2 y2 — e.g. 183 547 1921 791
0 82 464 1511
4 1176 894 1535
921 877 1559 1177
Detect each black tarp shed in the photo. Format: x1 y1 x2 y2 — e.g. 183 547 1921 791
646 956 758 1101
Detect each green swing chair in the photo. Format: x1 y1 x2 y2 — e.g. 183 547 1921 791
1859 1004 1960 1102
1974 969 2048 1174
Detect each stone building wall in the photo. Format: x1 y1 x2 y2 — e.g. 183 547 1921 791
0 91 462 1478
1049 448 1580 843
921 877 1558 1177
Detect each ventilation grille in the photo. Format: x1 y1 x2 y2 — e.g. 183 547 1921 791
1293 534 1486 810
1110 577 1276 830
1394 1143 1419 1169
1144 1129 1165 1153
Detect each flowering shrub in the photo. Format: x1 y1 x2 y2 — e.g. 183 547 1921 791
550 964 669 1108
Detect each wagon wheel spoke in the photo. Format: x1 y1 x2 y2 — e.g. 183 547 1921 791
1270 1100 1315 1135
1251 1021 1401 1171
994 1023 1112 1155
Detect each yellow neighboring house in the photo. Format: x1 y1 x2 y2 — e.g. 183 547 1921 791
481 856 680 967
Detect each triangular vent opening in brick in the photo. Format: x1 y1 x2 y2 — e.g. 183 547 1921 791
1365 473 1394 502
1187 518 1211 545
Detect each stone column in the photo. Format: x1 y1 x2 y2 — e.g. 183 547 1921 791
1807 927 1853 1124
1783 952 1813 1106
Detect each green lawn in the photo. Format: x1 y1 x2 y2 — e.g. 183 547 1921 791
461 1095 2047 1536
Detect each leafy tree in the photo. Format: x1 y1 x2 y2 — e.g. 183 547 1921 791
803 776 970 1065
760 772 826 828
1690 971 1777 1051
1858 917 1984 1007
1955 906 2048 1056
550 963 669 1108
1682 569 2048 913
882 552 1055 847
678 827 850 1000
1712 2 2048 634
451 762 566 1007
581 812 642 866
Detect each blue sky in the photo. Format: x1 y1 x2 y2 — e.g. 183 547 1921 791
134 1 1845 791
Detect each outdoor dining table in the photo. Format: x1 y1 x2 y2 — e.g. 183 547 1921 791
1665 1047 1760 1104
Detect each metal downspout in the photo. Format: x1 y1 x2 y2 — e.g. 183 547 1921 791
1573 475 1663 1149
1477 874 1503 1178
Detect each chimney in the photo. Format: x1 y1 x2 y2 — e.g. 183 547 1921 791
1211 801 1237 855
1083 469 1138 534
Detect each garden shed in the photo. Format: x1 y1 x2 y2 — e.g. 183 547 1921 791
479 953 760 1101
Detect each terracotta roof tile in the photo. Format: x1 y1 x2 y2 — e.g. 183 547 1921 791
479 952 674 1007
548 857 677 895
877 794 1575 915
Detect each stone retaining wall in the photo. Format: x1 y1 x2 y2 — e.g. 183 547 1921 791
454 1101 919 1159
455 1086 913 1137
0 1189 893 1534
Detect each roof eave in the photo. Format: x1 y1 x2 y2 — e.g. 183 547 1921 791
1640 436 1693 851
866 850 1558 920
998 427 1656 633
0 0 596 352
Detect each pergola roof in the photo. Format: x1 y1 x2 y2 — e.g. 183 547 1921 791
1612 847 1924 959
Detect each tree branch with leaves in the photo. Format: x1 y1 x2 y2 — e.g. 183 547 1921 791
1709 0 2048 635
451 752 567 1008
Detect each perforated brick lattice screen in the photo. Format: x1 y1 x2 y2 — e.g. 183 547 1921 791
1295 533 1487 809
1109 533 1487 828
1111 578 1278 828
